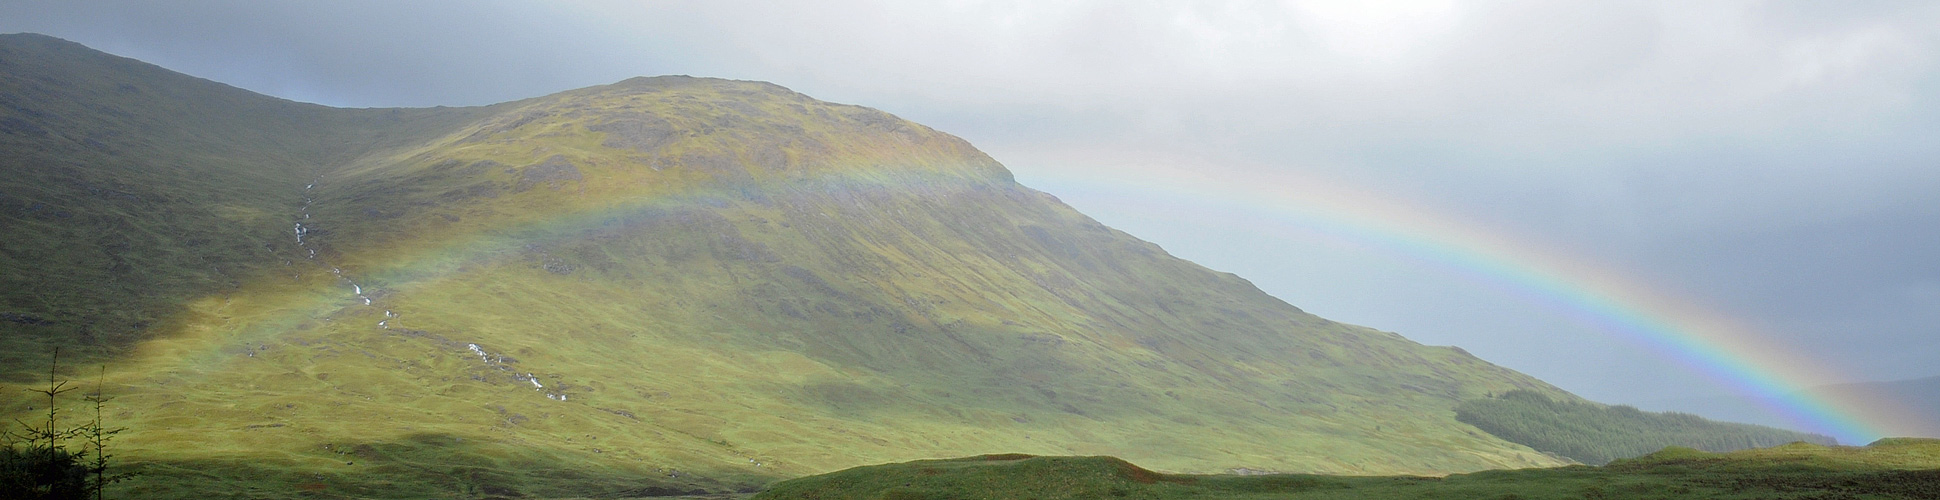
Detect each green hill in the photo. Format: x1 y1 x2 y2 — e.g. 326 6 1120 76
1456 390 1837 464
754 439 1940 500
0 33 1764 497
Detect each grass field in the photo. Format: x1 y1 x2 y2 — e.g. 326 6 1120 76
755 438 1940 500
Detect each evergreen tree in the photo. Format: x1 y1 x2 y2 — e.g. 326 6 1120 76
1456 390 1835 465
1 349 130 499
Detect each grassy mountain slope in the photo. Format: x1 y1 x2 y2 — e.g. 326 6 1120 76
0 34 1595 497
0 33 492 376
1456 390 1836 465
754 439 1940 500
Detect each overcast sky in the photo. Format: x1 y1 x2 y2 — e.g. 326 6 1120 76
6 1 1937 439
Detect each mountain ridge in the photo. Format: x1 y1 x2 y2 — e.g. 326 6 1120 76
0 33 1783 497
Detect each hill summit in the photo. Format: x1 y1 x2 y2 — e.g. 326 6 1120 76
0 33 1589 497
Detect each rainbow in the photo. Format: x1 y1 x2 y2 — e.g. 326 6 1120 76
1008 151 1902 444
197 145 1907 444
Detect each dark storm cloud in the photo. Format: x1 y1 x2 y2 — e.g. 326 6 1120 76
4 0 1938 428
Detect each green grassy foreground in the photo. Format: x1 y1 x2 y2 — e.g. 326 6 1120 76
754 439 1940 500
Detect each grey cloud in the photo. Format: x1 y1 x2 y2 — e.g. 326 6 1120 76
2 0 666 106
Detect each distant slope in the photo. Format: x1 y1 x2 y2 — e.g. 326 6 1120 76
1634 376 1940 439
1455 390 1836 465
0 34 1606 497
753 439 1940 500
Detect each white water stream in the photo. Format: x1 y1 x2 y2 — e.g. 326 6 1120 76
285 175 573 402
